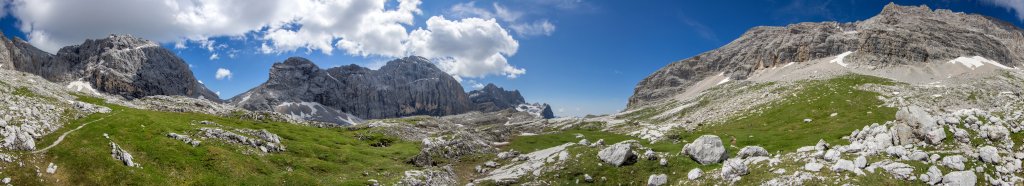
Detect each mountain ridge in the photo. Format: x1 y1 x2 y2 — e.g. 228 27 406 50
0 33 218 100
628 2 1024 109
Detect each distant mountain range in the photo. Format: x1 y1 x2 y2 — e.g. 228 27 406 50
0 33 553 125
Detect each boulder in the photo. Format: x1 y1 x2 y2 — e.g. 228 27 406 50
804 162 824 172
892 123 917 145
110 142 138 167
682 135 728 165
923 166 942 185
855 156 867 168
647 174 667 186
881 162 915 179
830 159 862 175
598 140 638 166
941 171 976 186
895 106 946 144
979 125 1010 142
978 146 1000 163
643 149 657 160
590 139 605 147
823 149 841 162
815 139 830 151
885 146 909 158
907 151 929 161
720 158 748 180
737 146 769 159
497 150 519 160
687 168 702 180
483 161 498 168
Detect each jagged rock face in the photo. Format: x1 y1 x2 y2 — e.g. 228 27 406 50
515 103 555 119
232 56 472 120
469 83 526 112
0 34 217 100
628 3 1024 108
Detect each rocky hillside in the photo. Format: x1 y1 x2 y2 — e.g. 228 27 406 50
0 34 218 100
231 56 471 122
629 3 1024 109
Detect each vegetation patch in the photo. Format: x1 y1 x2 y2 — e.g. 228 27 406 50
8 95 422 185
675 74 899 153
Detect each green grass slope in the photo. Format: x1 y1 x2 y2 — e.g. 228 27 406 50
497 74 904 185
6 95 420 185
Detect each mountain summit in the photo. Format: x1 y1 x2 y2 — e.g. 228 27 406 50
0 34 217 100
232 56 472 122
629 3 1024 108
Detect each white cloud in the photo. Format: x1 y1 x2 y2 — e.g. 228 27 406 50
260 0 422 56
982 0 1024 21
510 20 556 37
446 2 554 37
9 0 294 53
464 79 485 89
408 16 524 79
8 0 528 79
215 68 232 80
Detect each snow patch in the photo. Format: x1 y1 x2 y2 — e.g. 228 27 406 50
948 56 1011 70
783 62 795 68
717 77 731 85
66 80 99 94
829 51 854 67
276 102 324 119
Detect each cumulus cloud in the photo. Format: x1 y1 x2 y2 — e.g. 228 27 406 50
7 0 528 79
8 0 292 53
260 0 422 56
408 16 523 79
215 68 232 80
982 0 1024 21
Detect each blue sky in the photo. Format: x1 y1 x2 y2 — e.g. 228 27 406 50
2 0 1024 117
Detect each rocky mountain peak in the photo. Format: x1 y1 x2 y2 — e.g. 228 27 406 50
271 57 321 76
628 3 1024 109
468 83 535 114
377 56 444 75
57 34 158 55
234 56 473 121
0 33 218 100
879 2 931 16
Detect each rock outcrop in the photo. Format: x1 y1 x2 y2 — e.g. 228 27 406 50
232 56 471 121
0 34 217 100
628 3 1024 108
469 83 525 112
598 140 638 166
682 135 728 165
